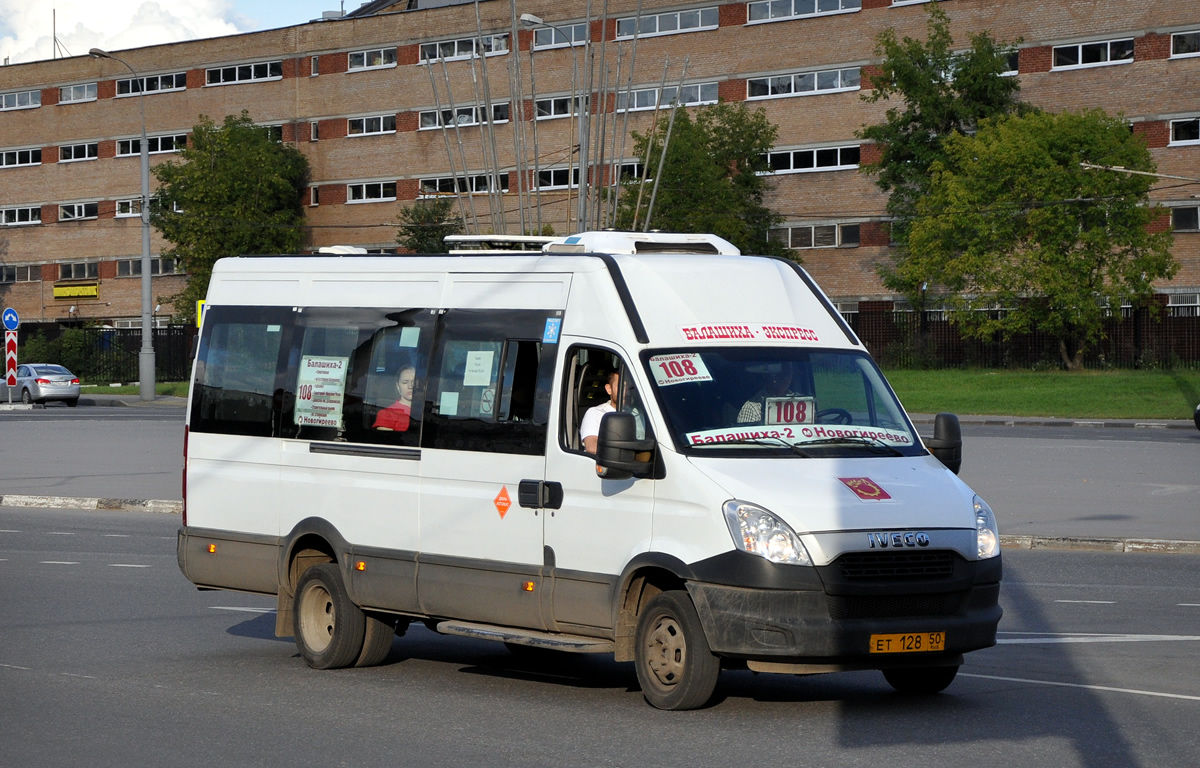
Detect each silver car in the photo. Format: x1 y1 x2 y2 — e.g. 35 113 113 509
2 363 81 406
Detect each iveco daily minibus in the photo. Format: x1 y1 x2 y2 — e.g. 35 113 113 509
178 231 1001 710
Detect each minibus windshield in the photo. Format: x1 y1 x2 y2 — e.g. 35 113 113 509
643 348 923 456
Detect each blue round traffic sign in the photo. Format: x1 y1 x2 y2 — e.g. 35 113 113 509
1 307 18 331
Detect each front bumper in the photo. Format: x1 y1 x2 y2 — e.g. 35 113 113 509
685 549 1002 664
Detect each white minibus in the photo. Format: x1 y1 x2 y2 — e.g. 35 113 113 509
178 231 1001 710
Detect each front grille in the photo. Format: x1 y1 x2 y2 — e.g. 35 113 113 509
827 591 968 620
836 550 957 581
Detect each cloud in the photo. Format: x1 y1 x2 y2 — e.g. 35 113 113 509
0 1 247 65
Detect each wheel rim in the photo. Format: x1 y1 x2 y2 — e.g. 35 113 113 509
298 581 336 654
643 613 687 689
21 389 30 404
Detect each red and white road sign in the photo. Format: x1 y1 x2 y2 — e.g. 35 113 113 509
4 330 16 386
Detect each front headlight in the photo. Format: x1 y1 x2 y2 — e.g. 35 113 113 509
723 500 811 566
974 495 1000 559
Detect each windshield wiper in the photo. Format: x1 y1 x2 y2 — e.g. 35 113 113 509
800 435 905 456
691 436 814 457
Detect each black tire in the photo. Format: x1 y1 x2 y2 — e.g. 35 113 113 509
1193 404 1199 432
883 664 960 694
293 563 366 670
21 388 31 404
354 612 398 667
634 590 720 710
66 398 79 408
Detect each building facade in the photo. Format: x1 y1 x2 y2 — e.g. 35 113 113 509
0 0 1198 325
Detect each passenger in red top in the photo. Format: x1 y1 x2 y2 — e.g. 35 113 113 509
373 366 415 431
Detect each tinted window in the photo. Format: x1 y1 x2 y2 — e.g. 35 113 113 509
190 306 291 437
421 309 559 455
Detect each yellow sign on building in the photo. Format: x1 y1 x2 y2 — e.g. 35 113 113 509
53 284 99 299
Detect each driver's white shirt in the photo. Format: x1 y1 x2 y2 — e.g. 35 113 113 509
580 401 616 442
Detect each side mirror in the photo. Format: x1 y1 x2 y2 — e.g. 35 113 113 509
595 411 655 480
925 412 962 475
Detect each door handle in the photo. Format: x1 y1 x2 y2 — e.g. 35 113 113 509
518 480 564 510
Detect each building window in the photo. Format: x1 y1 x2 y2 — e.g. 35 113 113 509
1052 39 1134 70
59 83 98 103
747 0 860 24
747 67 860 99
535 96 586 120
0 265 38 283
116 199 143 217
1167 293 1200 317
1 89 41 111
418 103 510 129
535 167 580 190
59 143 99 162
348 114 398 136
765 145 860 173
1172 206 1200 232
310 122 320 141
1171 31 1200 58
205 60 283 85
1170 118 1200 146
0 148 42 168
310 56 320 76
770 223 860 249
59 262 99 280
117 134 187 156
349 47 397 71
617 83 719 111
310 187 320 207
116 73 186 96
418 174 510 197
616 7 719 39
618 162 646 182
117 257 179 276
419 34 509 63
347 182 397 202
533 23 589 49
59 203 99 221
1 206 41 226
261 125 284 142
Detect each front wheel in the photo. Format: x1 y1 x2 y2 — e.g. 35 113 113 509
293 563 366 670
634 590 720 710
883 664 960 694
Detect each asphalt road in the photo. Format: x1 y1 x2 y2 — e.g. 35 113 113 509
1 506 1198 767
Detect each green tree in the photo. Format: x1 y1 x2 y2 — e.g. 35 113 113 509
614 101 789 258
395 197 464 253
858 5 1024 295
153 112 309 320
904 109 1176 370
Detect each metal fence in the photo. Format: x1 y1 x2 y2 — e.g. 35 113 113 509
849 308 1200 370
15 323 197 382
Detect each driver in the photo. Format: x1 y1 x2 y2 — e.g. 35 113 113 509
737 362 794 424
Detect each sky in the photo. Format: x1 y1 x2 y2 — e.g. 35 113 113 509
0 1 363 65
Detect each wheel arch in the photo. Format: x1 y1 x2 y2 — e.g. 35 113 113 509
273 517 352 638
612 553 694 662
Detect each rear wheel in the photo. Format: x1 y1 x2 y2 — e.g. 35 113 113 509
883 664 960 694
66 398 79 407
354 612 398 667
634 590 720 710
293 563 366 669
21 388 31 404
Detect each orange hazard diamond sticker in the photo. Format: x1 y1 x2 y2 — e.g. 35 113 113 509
839 477 892 501
494 486 512 519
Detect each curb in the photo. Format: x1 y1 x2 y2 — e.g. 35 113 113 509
78 395 188 408
2 495 1197 554
0 494 182 515
909 414 1196 431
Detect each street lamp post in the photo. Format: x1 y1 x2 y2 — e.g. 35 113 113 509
89 47 155 401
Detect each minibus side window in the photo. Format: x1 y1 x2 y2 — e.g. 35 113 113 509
190 305 292 437
421 309 557 455
278 307 434 446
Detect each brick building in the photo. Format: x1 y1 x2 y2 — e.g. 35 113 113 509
0 0 1197 325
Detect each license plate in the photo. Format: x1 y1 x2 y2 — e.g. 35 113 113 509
869 632 945 654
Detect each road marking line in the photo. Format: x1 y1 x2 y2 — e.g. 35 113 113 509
103 534 131 538
1055 600 1116 604
39 561 79 565
1180 604 1200 607
961 673 1200 702
997 632 1200 645
61 673 96 680
47 531 75 535
211 606 275 614
0 664 31 670
108 564 151 568
0 529 21 533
